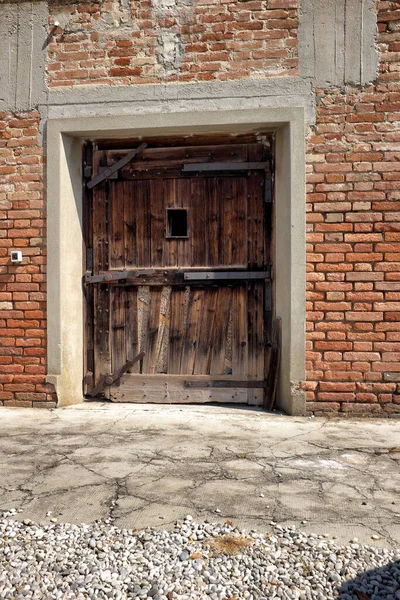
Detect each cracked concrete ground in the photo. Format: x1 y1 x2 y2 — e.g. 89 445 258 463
0 404 399 548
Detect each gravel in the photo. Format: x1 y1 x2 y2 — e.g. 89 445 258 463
0 511 399 600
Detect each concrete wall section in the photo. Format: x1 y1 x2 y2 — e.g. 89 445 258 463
298 0 378 87
0 1 48 112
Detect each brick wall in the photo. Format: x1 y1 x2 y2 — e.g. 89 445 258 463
1 0 399 414
304 1 400 416
47 0 298 86
0 112 56 408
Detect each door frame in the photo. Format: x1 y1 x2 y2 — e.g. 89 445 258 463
46 106 306 415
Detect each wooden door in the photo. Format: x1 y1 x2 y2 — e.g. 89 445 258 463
83 143 272 405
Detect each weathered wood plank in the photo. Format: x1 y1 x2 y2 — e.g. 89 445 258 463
190 177 207 267
221 178 233 267
92 182 108 273
149 178 165 268
185 379 266 388
109 374 252 404
232 176 247 267
247 281 265 405
209 287 232 375
111 388 250 404
207 178 220 267
136 180 151 268
124 181 136 269
193 287 218 374
111 144 249 169
124 286 139 373
142 288 162 373
232 285 248 377
111 286 126 376
247 171 265 269
110 182 125 269
93 285 111 391
180 288 203 375
168 288 186 373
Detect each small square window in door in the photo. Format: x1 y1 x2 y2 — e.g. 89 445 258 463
166 208 189 238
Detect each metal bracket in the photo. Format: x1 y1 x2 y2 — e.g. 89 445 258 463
182 162 269 173
87 351 145 397
184 271 271 281
87 142 147 189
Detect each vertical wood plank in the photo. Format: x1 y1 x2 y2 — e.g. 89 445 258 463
150 179 165 268
221 178 233 267
206 178 220 267
247 281 265 405
136 180 151 268
193 287 218 374
247 171 264 269
232 177 247 267
125 286 139 373
190 178 207 267
180 288 203 374
92 181 108 273
110 182 125 269
142 288 162 373
93 285 111 387
111 286 126 375
168 288 186 373
232 285 248 377
124 181 137 269
209 287 232 375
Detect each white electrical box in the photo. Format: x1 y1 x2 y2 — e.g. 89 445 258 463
10 251 22 263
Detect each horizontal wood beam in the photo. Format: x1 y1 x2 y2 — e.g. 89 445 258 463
182 162 269 173
84 269 272 285
184 379 267 388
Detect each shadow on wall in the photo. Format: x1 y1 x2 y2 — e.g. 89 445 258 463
336 561 400 599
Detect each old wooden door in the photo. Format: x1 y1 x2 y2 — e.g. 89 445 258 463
84 142 272 405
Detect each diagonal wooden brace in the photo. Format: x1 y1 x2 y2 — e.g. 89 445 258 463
87 142 148 189
87 351 146 398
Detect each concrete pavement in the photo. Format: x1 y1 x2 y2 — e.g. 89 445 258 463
0 404 399 547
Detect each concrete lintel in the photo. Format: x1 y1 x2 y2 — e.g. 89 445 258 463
47 77 313 105
45 77 316 125
46 106 306 414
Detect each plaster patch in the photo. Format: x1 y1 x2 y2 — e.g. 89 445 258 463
157 30 183 76
51 0 133 33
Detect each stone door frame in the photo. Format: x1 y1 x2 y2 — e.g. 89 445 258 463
46 105 306 414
